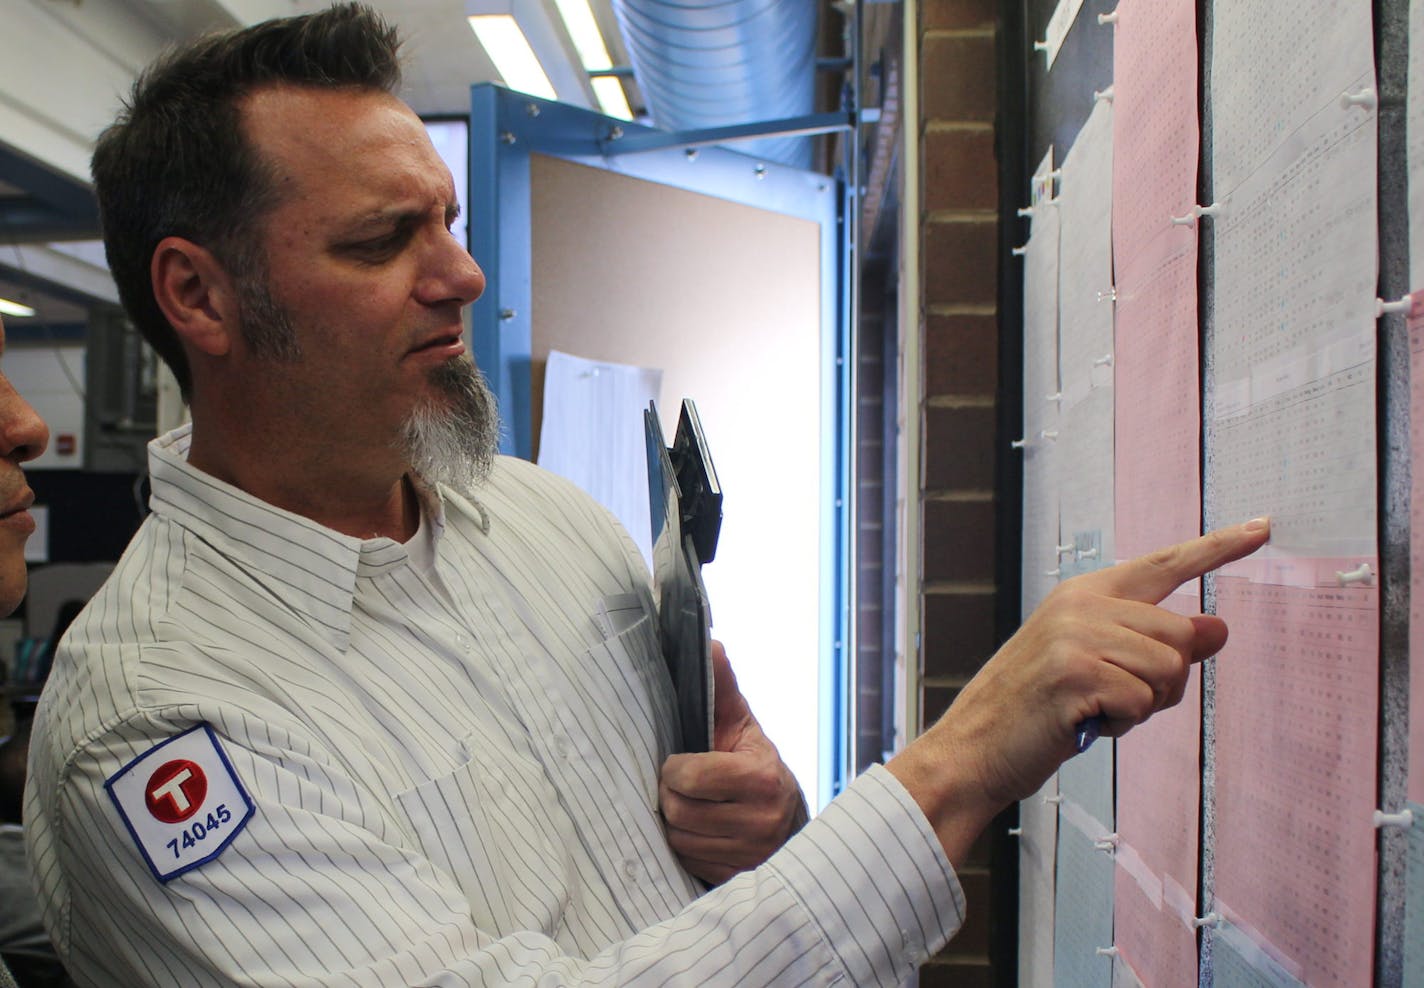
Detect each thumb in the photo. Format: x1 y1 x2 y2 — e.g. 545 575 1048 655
710 640 753 751
1189 614 1230 661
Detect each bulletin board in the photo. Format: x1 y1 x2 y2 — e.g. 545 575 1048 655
1006 1 1420 986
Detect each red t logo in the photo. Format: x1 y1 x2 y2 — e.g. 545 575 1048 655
144 759 208 824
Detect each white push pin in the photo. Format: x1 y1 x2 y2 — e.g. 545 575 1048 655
1045 391 1063 402
1340 87 1377 111
1012 244 1029 257
1034 39 1050 53
1096 287 1118 303
1008 826 1024 836
1043 793 1064 805
1018 206 1035 218
1192 912 1222 929
1039 429 1060 441
1011 437 1029 449
1057 543 1075 555
1093 833 1120 852
1044 568 1062 578
1373 808 1414 828
1336 562 1373 586
1096 946 1120 958
1078 546 1100 560
1093 85 1115 104
1377 294 1413 316
1098 9 1119 24
1171 202 1222 226
1093 353 1114 367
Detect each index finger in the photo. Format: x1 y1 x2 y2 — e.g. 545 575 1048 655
1083 517 1270 604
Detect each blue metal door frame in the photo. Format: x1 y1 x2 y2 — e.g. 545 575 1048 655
467 83 852 805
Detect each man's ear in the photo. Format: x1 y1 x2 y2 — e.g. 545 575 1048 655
151 237 239 358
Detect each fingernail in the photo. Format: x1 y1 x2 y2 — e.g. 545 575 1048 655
1243 516 1270 533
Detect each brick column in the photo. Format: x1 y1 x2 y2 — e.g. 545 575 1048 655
915 0 1009 984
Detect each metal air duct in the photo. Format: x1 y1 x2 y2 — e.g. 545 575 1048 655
610 0 819 168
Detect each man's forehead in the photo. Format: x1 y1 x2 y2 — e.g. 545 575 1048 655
238 84 454 204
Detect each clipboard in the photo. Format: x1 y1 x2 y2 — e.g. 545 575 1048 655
644 399 722 754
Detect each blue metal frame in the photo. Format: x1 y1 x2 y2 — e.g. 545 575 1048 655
467 83 850 804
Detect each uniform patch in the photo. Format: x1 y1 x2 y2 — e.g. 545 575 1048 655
105 724 254 882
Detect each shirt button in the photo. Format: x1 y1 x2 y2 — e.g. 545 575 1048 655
622 858 640 884
455 633 471 652
554 735 572 760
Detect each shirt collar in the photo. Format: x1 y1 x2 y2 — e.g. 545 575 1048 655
146 424 452 651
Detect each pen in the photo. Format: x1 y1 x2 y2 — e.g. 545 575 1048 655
1075 715 1102 752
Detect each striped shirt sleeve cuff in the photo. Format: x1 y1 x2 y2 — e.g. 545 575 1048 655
765 764 966 986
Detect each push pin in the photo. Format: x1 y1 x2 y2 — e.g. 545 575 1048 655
1336 562 1373 586
1340 87 1377 111
1013 245 1029 257
1373 808 1414 829
1097 9 1119 24
1018 206 1035 218
1093 86 1115 104
1377 294 1413 316
1039 429 1060 441
1057 543 1075 555
1096 287 1118 303
1093 833 1120 852
1045 391 1063 402
1095 946 1120 958
1044 568 1062 578
1192 912 1222 929
1078 547 1100 560
1011 437 1030 449
1008 826 1024 836
1093 354 1114 367
1033 39 1050 53
1043 793 1063 805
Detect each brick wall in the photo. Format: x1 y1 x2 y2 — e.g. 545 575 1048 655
915 0 1011 984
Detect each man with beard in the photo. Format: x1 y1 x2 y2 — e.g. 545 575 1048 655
24 5 1269 986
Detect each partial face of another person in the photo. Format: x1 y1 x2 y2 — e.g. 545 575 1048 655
0 316 50 616
233 85 497 486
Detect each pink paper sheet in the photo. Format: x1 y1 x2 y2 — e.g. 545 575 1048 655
1110 2 1203 984
1213 574 1379 988
1409 301 1424 805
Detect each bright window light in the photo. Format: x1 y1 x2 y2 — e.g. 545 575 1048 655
591 76 633 120
467 14 557 100
551 0 612 70
0 297 35 318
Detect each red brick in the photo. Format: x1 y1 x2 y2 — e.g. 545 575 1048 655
924 127 998 213
921 0 996 31
922 405 996 491
923 220 997 307
921 35 996 123
925 312 998 397
922 499 996 583
921 592 997 679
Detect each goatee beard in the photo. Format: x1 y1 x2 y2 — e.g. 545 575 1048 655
398 355 500 491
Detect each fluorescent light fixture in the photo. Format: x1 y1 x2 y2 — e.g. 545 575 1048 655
0 297 36 318
550 0 611 70
467 14 557 100
550 0 633 119
591 76 633 120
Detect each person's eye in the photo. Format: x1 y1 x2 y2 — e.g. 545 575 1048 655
347 228 411 261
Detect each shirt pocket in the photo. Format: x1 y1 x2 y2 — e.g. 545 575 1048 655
581 595 679 795
392 736 577 939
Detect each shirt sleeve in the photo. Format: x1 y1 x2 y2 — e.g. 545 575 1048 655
30 710 963 988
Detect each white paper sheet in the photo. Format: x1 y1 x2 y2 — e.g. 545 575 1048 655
1057 99 1116 410
1020 776 1061 988
536 350 664 568
1022 192 1064 616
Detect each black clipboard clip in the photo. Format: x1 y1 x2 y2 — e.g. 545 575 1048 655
644 399 722 753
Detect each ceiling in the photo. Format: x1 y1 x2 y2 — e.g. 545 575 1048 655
2 0 825 337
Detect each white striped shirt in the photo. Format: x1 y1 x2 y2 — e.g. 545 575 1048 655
25 425 963 986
